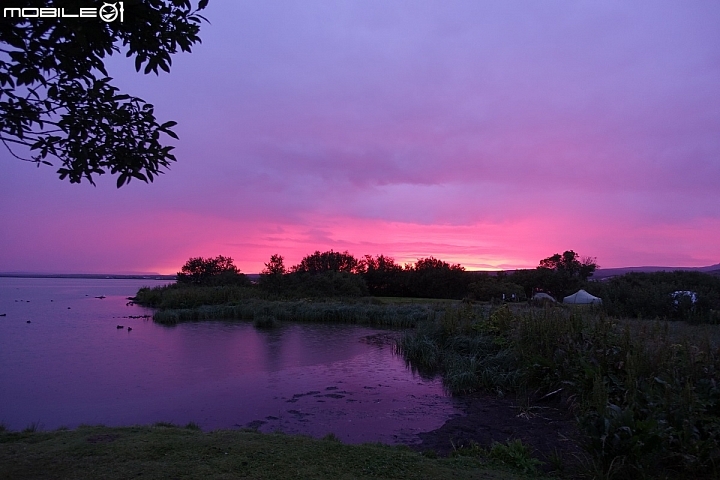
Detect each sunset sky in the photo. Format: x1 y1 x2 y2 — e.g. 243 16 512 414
1 1 719 275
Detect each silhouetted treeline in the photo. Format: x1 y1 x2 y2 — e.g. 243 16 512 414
173 252 720 323
177 250 598 301
258 251 368 297
260 251 471 299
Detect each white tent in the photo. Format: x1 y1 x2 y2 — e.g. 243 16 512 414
563 289 602 305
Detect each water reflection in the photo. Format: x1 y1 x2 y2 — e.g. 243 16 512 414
0 278 459 444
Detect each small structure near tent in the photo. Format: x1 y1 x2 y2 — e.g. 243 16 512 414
563 289 602 305
531 292 557 305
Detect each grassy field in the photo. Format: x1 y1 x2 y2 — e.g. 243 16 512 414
0 425 530 480
372 297 460 305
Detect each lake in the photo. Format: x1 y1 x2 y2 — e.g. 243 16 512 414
0 277 459 444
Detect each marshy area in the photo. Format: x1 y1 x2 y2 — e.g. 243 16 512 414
125 277 720 478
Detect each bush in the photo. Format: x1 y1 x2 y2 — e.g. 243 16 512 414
176 255 250 287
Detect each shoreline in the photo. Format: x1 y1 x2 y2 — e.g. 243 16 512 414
411 391 582 469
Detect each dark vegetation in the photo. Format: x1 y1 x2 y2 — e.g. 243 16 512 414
176 255 250 287
0 424 525 480
1 1 209 187
586 271 720 323
258 251 467 299
400 304 720 478
150 298 431 328
130 250 720 478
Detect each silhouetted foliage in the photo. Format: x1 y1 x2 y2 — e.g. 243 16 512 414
176 255 248 287
257 252 367 298
0 1 208 186
466 273 526 302
405 257 469 299
360 254 404 296
284 270 369 298
262 254 286 275
291 250 360 274
539 250 597 281
259 254 287 293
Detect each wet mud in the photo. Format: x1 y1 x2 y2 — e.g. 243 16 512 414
411 391 584 469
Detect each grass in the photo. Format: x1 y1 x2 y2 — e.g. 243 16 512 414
22 422 42 433
487 440 543 475
133 284 260 309
151 298 434 329
373 297 461 305
450 439 542 475
399 303 720 479
0 425 529 480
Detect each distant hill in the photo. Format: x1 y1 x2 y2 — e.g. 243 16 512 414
2 266 718 282
592 264 720 280
0 273 176 280
0 272 261 282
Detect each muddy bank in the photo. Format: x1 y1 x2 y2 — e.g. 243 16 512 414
411 392 584 467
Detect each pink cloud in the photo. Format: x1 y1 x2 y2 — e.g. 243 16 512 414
2 1 719 274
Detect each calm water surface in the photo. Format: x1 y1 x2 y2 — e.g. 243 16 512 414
0 278 459 444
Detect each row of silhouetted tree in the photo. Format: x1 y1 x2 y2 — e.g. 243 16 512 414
258 251 468 299
175 250 720 322
177 249 598 300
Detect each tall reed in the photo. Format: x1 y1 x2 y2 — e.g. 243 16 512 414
400 303 720 478
152 299 433 329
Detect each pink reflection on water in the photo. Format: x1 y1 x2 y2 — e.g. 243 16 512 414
0 278 459 444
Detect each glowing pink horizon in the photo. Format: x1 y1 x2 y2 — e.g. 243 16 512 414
2 1 719 275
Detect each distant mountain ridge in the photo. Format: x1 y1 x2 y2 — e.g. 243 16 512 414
2 265 719 281
0 273 176 280
593 264 720 279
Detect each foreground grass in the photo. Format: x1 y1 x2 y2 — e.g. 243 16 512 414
0 425 528 480
400 304 720 479
373 297 460 305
